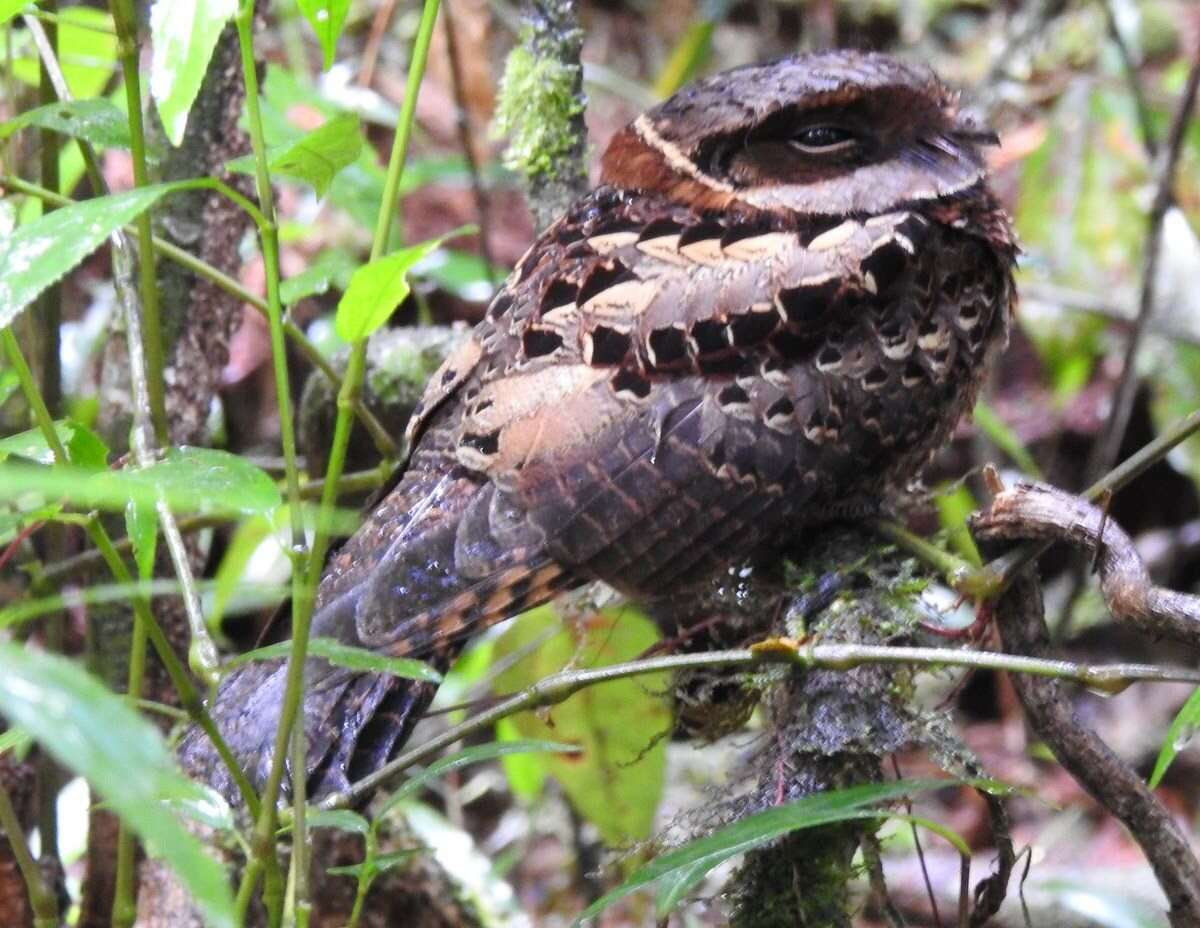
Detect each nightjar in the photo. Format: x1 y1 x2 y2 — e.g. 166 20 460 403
181 50 1017 801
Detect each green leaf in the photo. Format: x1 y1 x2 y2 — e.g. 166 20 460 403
935 483 982 568
0 420 107 469
207 516 274 631
65 420 110 471
307 808 369 835
326 849 416 879
334 239 445 342
0 423 73 465
267 113 362 197
226 637 442 683
11 9 118 100
166 784 236 833
149 0 239 145
972 401 1042 478
495 716 547 801
125 499 159 580
0 642 234 928
0 447 280 518
0 99 132 148
280 248 357 305
576 779 964 925
1150 687 1200 788
0 183 187 329
378 739 579 819
0 728 32 758
0 1 30 27
296 0 351 70
495 606 669 846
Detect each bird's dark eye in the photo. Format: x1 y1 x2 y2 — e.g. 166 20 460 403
790 125 857 154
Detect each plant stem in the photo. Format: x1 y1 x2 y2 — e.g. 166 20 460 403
110 0 168 443
235 2 309 920
0 780 57 928
287 0 441 916
320 641 1200 810
0 173 399 461
2 330 260 817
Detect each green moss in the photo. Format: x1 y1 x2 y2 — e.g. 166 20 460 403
492 42 585 180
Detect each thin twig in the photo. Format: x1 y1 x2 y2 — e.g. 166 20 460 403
993 572 1200 927
974 480 1200 646
1103 0 1158 157
0 780 56 928
443 0 497 286
1087 46 1200 481
316 642 1200 810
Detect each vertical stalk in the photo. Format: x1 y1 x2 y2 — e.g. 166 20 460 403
108 0 168 443
234 1 308 921
0 782 57 928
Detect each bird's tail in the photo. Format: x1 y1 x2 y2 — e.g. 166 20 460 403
179 458 573 803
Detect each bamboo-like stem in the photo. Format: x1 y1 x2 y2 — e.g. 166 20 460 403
1 331 260 818
290 1 441 918
234 2 310 919
110 0 168 443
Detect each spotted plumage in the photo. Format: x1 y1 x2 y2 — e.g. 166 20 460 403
181 50 1017 801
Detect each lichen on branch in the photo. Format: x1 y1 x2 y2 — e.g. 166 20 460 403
492 0 588 231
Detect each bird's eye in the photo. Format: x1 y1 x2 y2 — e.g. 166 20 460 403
790 125 857 155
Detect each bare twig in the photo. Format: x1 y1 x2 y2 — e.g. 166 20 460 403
315 642 1200 810
992 571 1200 927
443 0 497 285
974 481 1200 647
968 791 1016 927
1087 46 1200 481
359 0 399 88
1103 0 1159 157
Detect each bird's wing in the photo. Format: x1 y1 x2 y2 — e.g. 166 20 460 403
345 191 947 654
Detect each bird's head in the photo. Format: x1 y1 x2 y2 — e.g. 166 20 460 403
600 51 998 217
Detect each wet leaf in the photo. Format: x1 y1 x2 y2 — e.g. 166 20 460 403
149 0 238 145
0 642 234 928
0 183 188 329
494 606 669 846
0 99 132 148
1150 686 1200 788
266 113 362 197
296 0 351 70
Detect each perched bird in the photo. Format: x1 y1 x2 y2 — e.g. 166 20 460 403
181 50 1017 802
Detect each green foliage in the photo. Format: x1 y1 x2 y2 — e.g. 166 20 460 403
492 43 584 179
0 1 28 26
149 0 239 145
0 446 281 517
228 637 442 683
0 182 189 328
229 113 363 198
1150 686 1200 788
0 419 106 468
494 606 670 846
10 8 117 99
0 642 235 928
295 0 351 71
335 235 458 341
576 779 981 924
0 98 132 148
